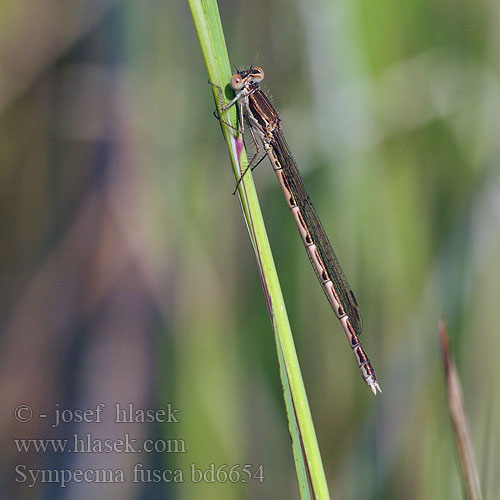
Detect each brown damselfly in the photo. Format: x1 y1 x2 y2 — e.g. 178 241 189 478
211 67 381 394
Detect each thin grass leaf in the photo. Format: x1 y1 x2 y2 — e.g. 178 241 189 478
439 316 483 500
189 0 330 497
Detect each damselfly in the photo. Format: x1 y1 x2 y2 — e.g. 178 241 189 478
211 67 381 394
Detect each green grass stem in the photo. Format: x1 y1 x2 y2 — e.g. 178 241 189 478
189 0 330 497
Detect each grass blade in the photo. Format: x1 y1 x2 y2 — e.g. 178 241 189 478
439 317 483 500
189 0 330 497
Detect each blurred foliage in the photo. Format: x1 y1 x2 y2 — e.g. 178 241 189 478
1 0 499 499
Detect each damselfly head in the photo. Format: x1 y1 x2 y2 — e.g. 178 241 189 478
230 73 244 90
230 67 265 90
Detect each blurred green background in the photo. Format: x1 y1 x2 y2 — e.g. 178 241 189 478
1 0 499 498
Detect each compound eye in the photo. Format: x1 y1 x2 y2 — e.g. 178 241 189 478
251 67 264 83
230 74 244 90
